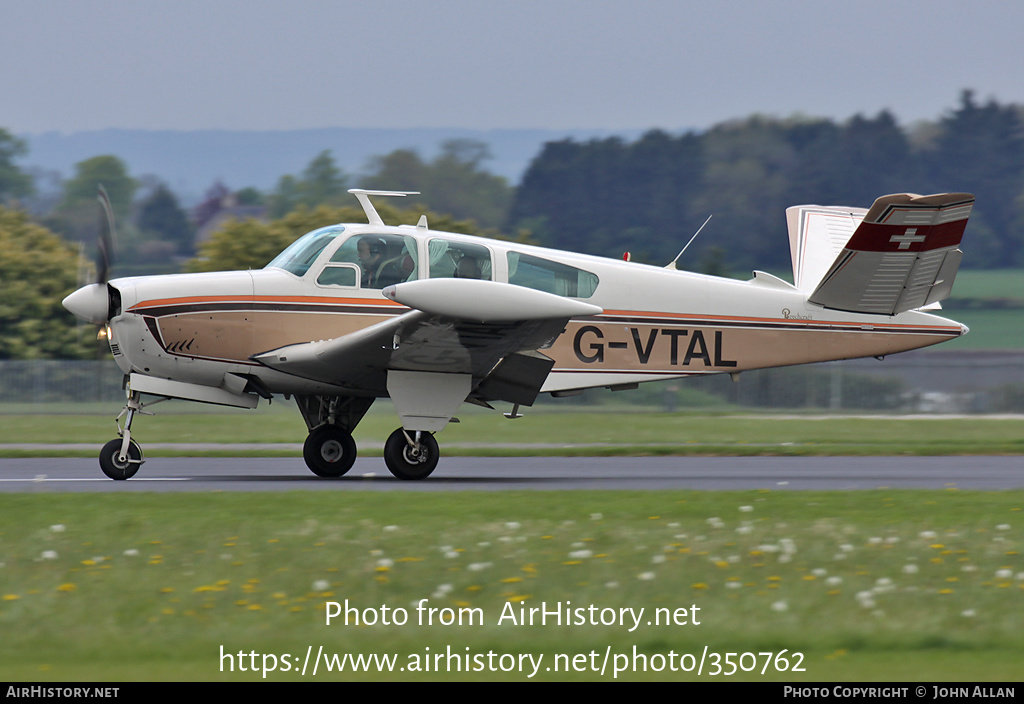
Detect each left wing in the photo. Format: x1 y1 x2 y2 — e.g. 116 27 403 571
252 278 602 406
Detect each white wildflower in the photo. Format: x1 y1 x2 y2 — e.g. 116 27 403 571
902 564 919 574
505 522 521 530
569 550 593 559
41 550 57 560
637 572 655 581
771 600 788 612
50 524 65 533
312 579 330 592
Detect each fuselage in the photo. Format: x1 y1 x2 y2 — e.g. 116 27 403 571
97 220 967 400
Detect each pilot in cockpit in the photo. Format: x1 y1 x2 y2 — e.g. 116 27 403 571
357 236 404 289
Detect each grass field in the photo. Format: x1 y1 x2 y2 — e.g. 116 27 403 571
1 403 1024 457
1 490 1022 681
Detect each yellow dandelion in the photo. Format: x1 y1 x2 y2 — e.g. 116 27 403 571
692 582 709 589
506 594 531 602
501 577 523 583
56 583 76 593
160 587 175 594
3 594 20 601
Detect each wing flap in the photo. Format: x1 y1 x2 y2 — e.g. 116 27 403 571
807 193 973 315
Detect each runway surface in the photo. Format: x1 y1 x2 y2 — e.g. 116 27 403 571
0 455 1020 492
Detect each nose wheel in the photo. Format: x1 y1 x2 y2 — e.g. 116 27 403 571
303 425 358 477
99 437 144 480
383 428 439 480
98 390 147 480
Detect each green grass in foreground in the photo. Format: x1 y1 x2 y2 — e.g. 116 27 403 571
1 491 1021 681
1 404 1023 457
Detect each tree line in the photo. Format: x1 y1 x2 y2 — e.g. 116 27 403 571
509 91 1024 271
1 90 1023 358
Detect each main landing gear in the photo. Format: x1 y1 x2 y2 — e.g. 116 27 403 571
294 395 439 480
383 428 439 480
300 425 439 480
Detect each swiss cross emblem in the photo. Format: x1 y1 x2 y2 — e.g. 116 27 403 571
890 227 926 250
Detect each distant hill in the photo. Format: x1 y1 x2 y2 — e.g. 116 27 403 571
19 127 645 205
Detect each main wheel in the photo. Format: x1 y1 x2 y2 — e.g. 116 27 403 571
383 428 439 480
99 438 143 480
303 425 357 477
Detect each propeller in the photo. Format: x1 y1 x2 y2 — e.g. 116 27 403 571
62 186 119 326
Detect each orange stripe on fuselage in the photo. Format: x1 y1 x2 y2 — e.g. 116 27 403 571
128 294 407 312
597 309 961 334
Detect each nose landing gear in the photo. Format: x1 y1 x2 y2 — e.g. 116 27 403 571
99 390 147 480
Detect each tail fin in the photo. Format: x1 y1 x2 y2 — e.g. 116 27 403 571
790 193 973 315
787 204 868 292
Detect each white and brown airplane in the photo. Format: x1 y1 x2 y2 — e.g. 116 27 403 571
63 189 973 480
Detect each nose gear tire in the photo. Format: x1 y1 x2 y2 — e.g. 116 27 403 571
99 438 143 480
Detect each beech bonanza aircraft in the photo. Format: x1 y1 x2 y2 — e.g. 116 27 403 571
63 189 973 480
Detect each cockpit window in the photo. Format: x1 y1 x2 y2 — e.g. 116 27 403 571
426 239 492 280
265 226 345 276
327 233 419 289
507 252 599 298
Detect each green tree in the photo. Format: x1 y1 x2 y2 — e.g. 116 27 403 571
361 140 513 229
137 184 193 256
0 128 34 203
47 155 137 245
921 90 1024 267
268 150 349 217
0 206 92 359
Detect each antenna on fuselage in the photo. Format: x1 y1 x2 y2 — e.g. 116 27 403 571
666 214 712 270
348 189 420 226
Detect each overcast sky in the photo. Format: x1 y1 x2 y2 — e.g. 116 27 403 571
4 0 1024 135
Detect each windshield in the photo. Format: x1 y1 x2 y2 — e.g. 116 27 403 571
265 226 346 276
